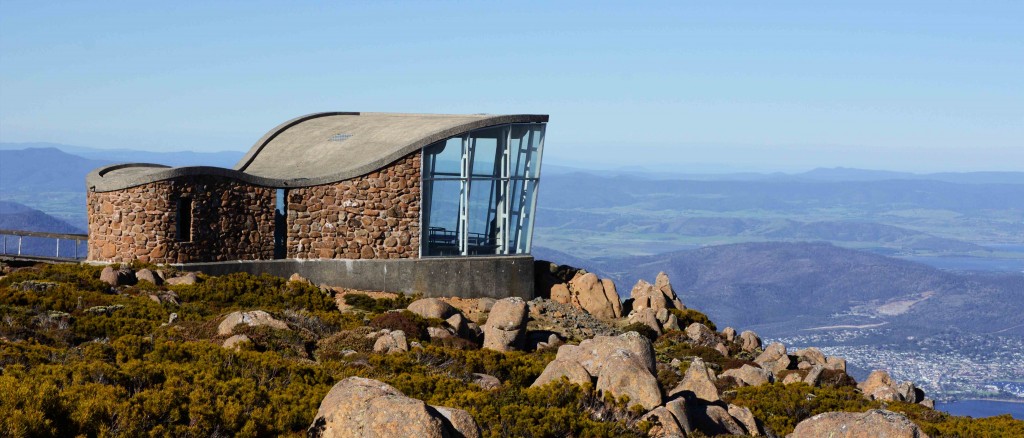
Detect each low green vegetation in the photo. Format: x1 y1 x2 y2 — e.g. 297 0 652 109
1 264 1020 437
0 264 643 437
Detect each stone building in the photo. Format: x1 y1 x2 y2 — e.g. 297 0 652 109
86 112 547 297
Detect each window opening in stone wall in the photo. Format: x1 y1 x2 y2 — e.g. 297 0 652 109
176 197 192 242
274 189 287 259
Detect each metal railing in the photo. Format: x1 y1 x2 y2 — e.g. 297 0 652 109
0 228 89 261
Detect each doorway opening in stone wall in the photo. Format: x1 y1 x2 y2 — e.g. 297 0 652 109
274 189 287 259
176 197 192 242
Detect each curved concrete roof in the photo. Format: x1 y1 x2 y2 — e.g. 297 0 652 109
87 111 548 192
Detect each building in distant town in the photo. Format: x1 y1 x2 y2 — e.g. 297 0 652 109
86 112 548 297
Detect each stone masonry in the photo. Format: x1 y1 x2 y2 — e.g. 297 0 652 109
286 151 421 259
88 176 275 264
87 152 421 263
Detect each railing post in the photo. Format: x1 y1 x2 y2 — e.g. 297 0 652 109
75 239 79 259
56 238 61 258
18 236 23 255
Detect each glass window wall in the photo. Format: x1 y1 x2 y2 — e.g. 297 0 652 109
421 123 544 257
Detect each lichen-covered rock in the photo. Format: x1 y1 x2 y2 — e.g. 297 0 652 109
217 310 289 336
568 273 611 318
795 347 827 366
627 307 663 336
804 365 825 387
550 283 571 304
654 272 685 309
555 331 657 375
663 398 693 434
165 272 198 285
433 406 481 438
482 297 528 352
739 330 762 353
532 358 592 388
471 373 501 391
135 268 162 285
721 364 771 387
427 326 452 340
722 327 737 342
639 406 684 437
222 334 251 350
790 409 929 438
407 298 457 320
692 404 746 436
727 404 761 436
825 356 848 372
373 330 409 354
629 274 684 312
859 370 901 401
594 349 662 409
684 323 718 346
99 266 136 286
754 342 791 374
307 377 452 438
669 357 719 402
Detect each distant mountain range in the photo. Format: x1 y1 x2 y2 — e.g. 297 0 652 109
0 142 244 169
537 242 1024 339
543 164 1024 184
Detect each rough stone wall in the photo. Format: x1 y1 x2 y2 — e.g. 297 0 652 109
286 151 421 259
87 177 275 263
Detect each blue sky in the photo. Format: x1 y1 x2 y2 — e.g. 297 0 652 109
1 1 1021 172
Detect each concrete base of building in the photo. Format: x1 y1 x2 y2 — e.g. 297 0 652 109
173 255 535 300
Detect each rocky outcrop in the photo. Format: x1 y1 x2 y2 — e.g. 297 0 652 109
721 364 771 387
627 308 663 336
373 330 409 354
308 377 479 438
738 330 762 353
790 409 929 438
135 268 162 285
595 349 662 409
534 332 660 408
754 342 792 374
727 404 762 436
859 370 901 401
407 298 458 320
858 370 929 405
100 266 136 286
669 357 720 402
482 297 528 352
639 406 685 437
470 373 501 391
629 272 685 312
222 334 251 350
218 310 289 336
548 272 622 320
569 273 620 319
555 332 657 375
165 272 198 285
684 323 718 346
532 358 592 388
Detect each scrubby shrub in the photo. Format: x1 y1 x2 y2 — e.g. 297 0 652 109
171 272 336 314
668 308 717 331
731 382 875 435
818 368 857 388
343 292 417 313
315 329 376 360
369 310 431 341
621 323 659 342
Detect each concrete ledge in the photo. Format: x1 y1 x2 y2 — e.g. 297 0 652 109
173 256 535 300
